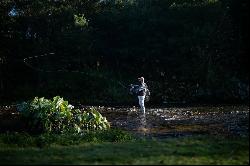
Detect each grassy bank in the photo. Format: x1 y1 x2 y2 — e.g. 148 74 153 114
0 131 248 165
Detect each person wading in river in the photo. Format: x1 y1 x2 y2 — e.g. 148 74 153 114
130 77 149 114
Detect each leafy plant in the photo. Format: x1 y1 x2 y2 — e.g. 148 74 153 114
74 14 88 27
72 107 110 133
17 96 110 134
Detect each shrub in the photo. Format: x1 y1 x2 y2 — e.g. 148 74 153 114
17 96 110 134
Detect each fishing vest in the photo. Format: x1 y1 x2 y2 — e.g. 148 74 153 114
129 83 150 102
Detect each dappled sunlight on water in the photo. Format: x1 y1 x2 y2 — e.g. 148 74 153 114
95 105 249 139
0 105 249 139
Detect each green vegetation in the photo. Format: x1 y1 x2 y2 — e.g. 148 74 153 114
0 0 248 163
0 129 135 148
0 0 249 105
17 96 110 134
0 133 248 165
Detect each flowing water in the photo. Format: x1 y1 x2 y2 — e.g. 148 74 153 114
94 105 249 139
0 105 249 139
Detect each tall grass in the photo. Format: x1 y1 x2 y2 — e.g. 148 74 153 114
0 128 136 148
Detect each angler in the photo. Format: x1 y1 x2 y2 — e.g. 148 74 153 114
129 77 150 114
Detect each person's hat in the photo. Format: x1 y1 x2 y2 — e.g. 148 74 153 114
138 77 144 82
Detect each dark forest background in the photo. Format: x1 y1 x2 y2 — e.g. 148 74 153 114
0 0 249 106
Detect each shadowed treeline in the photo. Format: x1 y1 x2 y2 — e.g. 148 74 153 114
0 0 249 105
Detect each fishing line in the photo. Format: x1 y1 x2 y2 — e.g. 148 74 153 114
23 52 128 90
